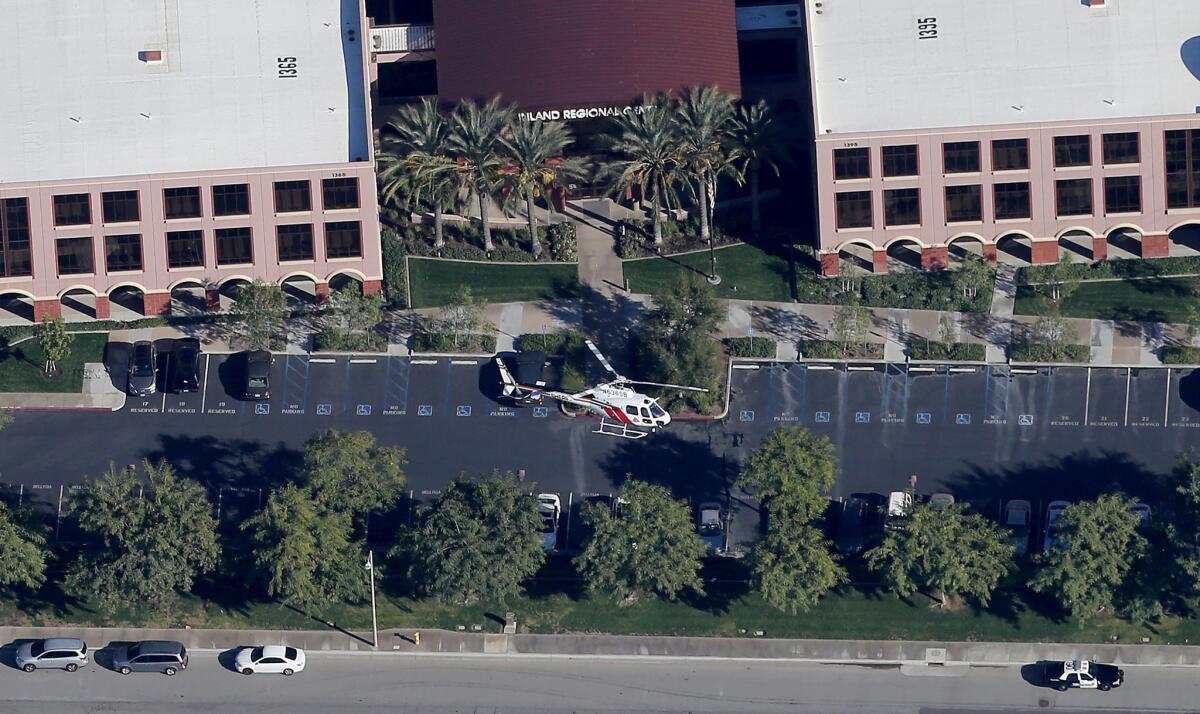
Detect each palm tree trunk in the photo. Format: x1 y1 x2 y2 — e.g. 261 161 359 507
698 173 715 278
478 190 494 252
527 191 540 259
750 159 762 236
651 192 663 246
433 197 445 250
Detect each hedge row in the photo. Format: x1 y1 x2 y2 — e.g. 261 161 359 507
312 330 387 353
517 331 587 355
908 341 986 361
1017 255 1200 285
0 314 223 341
798 340 884 360
1009 342 1091 363
723 336 777 359
411 332 497 354
1161 346 1200 365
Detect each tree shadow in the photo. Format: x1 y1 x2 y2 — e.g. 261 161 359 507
142 434 303 493
280 602 374 647
542 283 646 377
748 305 821 346
946 450 1169 507
2 579 88 625
598 430 730 506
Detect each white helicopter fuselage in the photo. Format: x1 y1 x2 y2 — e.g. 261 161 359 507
576 383 672 429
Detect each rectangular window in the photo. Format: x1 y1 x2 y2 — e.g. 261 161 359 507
945 185 982 223
56 237 94 275
942 141 980 174
1102 132 1140 165
163 187 202 219
1104 175 1142 214
1055 179 1093 217
994 182 1032 220
322 177 360 210
1165 129 1200 210
212 184 251 217
277 224 315 261
833 148 870 181
881 145 918 178
53 194 91 226
105 234 143 272
834 191 872 229
0 197 32 278
991 138 1029 172
274 180 312 213
1054 135 1091 168
325 221 363 258
166 230 205 269
883 188 920 226
215 227 253 265
101 190 140 223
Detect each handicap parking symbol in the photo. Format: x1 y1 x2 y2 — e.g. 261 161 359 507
417 404 433 417
254 403 270 415
316 403 332 416
955 413 971 425
739 410 755 422
533 406 549 418
1018 414 1034 426
356 404 372 416
456 405 472 417
855 411 870 424
916 412 932 425
815 411 831 423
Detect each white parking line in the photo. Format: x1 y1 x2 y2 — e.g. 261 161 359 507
1164 369 1172 427
350 358 377 364
732 364 760 370
1011 368 1038 375
1083 367 1092 421
310 358 337 364
412 359 439 365
807 364 835 371
1124 367 1132 427
451 359 478 365
847 366 875 371
200 354 211 413
908 367 936 373
948 367 977 373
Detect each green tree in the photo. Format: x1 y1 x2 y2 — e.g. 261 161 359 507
676 86 739 279
395 472 545 605
829 301 871 357
937 313 957 345
1041 254 1080 306
736 426 838 518
379 97 460 249
600 94 683 246
574 480 706 603
229 279 287 351
67 461 220 615
0 502 48 590
866 502 1014 607
750 515 845 613
448 97 514 252
634 274 726 411
436 285 491 351
36 317 71 377
303 430 406 524
1030 308 1079 358
952 254 991 300
732 99 792 236
242 483 365 610
318 287 383 350
1029 494 1146 622
500 120 588 258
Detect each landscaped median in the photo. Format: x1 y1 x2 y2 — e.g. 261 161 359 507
1014 255 1200 322
407 257 581 308
0 332 108 393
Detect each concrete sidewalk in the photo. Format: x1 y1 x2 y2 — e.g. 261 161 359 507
4 625 1200 667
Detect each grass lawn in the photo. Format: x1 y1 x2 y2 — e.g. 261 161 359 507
0 333 108 393
623 244 794 302
408 258 582 308
1015 277 1200 322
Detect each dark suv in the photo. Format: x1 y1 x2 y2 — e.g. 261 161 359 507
242 350 272 400
171 339 202 393
111 640 189 676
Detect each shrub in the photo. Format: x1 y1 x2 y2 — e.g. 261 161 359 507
1016 255 1200 286
908 341 986 361
1161 345 1200 365
411 332 497 354
546 222 578 262
517 331 586 355
798 340 884 360
381 228 410 309
723 336 776 359
312 330 386 352
1009 342 1090 363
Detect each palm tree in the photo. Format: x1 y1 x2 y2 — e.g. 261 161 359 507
501 121 589 258
676 86 738 281
600 94 682 246
377 98 458 249
448 97 514 252
733 100 793 237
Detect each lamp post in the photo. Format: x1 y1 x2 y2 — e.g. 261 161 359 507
365 550 378 649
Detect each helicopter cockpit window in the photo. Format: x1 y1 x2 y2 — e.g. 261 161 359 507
640 407 651 419
625 405 638 415
649 403 666 418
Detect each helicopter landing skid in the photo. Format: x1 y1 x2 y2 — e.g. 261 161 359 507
593 418 651 440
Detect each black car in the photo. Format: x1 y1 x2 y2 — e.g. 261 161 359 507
834 493 884 555
243 350 272 400
170 339 201 393
127 340 157 397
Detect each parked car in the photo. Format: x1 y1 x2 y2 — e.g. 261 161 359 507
15 638 88 673
1128 502 1151 526
111 640 188 675
885 491 913 528
170 339 201 393
127 340 157 396
242 350 273 400
234 645 306 676
696 502 724 553
928 493 955 511
1044 659 1123 691
836 494 884 554
1043 500 1071 552
1003 499 1032 556
537 493 560 551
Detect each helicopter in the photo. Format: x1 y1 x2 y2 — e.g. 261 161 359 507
494 339 708 439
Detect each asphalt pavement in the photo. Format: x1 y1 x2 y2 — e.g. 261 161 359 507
0 650 1191 713
3 354 1200 553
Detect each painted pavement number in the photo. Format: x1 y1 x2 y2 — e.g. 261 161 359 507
254 403 270 415
815 411 831 423
316 403 333 416
533 406 549 418
357 404 372 416
916 412 932 425
418 405 433 417
456 405 472 417
855 411 870 424
956 413 971 425
740 410 755 422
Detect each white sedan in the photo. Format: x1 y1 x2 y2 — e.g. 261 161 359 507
234 645 306 676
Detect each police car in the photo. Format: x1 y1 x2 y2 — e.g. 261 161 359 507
1045 660 1124 691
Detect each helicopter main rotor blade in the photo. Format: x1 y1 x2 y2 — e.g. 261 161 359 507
585 339 624 380
621 380 710 393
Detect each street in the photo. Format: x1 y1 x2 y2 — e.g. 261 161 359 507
0 651 1190 713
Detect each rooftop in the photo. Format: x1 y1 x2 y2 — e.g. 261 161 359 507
0 0 369 185
808 0 1200 135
